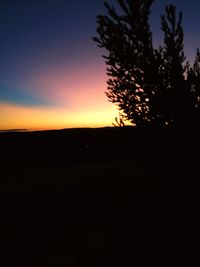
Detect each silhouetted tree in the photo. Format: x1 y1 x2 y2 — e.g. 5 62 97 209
112 112 125 127
93 0 200 128
159 4 199 127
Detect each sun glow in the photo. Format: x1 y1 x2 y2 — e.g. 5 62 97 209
0 102 119 131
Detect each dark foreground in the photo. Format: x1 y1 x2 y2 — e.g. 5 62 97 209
0 127 198 265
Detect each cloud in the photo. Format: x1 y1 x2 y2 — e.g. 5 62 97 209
0 85 53 107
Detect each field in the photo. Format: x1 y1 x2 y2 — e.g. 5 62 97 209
0 127 197 265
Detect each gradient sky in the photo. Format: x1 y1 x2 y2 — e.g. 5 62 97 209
1 0 200 130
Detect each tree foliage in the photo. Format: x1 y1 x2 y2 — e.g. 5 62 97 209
93 0 200 128
112 112 125 127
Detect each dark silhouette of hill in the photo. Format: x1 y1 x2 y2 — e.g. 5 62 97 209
1 126 148 168
0 129 27 132
0 126 198 194
0 125 198 171
0 126 198 265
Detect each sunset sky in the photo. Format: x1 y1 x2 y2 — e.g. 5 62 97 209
1 0 200 130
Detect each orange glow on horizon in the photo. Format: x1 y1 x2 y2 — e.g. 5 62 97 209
0 102 120 131
0 62 125 131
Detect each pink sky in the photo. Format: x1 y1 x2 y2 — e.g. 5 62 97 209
0 60 119 130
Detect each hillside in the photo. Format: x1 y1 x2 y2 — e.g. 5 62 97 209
0 126 197 188
0 126 198 265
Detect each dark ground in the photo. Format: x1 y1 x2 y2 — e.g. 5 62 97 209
0 127 198 265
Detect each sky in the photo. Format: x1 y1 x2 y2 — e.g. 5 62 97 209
1 0 200 130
